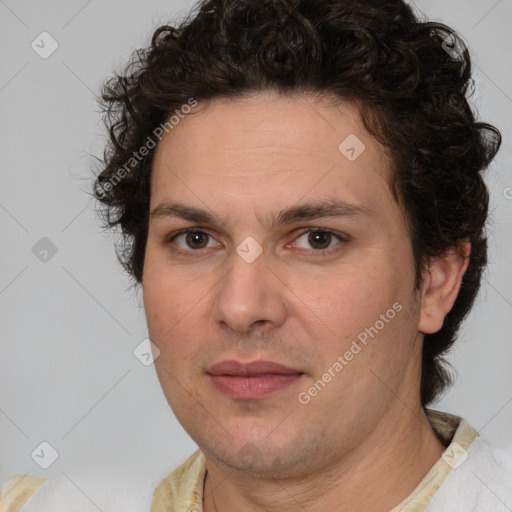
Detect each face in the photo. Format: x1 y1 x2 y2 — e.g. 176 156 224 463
143 91 425 478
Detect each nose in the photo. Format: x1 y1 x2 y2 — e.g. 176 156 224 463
212 246 288 335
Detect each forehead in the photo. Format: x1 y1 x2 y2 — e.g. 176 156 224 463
150 91 397 223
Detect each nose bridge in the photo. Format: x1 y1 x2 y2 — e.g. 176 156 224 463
212 246 287 333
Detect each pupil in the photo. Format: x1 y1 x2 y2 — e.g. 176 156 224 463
187 232 208 249
309 231 330 249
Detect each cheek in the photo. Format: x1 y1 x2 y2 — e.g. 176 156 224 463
287 263 413 392
143 264 213 372
143 255 198 333
288 264 394 332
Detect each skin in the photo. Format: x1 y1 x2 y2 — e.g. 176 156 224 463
142 90 470 512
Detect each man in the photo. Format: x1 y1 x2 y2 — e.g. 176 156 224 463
2 0 510 510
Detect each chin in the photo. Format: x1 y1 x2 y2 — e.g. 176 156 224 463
199 430 312 477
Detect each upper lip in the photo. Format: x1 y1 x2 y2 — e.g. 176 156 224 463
207 360 303 376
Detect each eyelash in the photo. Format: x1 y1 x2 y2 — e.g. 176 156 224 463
164 228 348 257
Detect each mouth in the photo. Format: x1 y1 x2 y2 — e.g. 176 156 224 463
206 360 304 400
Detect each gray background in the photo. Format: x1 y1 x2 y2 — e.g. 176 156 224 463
1 0 511 488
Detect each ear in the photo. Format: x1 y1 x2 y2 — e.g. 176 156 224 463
418 240 471 334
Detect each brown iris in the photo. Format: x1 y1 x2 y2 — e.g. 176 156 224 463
186 231 209 249
307 231 332 250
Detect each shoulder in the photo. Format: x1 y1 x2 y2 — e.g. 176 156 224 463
0 475 46 512
1 470 157 512
427 437 512 512
151 449 206 512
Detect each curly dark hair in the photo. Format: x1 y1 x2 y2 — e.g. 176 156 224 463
93 0 501 406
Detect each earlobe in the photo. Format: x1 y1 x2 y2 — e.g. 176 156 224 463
418 241 471 334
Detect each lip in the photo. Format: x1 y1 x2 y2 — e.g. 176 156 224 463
207 360 302 376
206 360 304 399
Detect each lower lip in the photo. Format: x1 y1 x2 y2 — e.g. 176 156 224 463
208 374 303 399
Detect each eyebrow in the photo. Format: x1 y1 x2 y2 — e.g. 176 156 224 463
149 198 373 229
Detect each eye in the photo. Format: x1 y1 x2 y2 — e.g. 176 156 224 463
171 230 219 251
292 229 346 254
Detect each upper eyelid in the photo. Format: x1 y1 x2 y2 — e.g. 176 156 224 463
167 227 218 243
294 227 347 239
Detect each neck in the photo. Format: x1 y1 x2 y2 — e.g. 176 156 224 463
202 407 445 512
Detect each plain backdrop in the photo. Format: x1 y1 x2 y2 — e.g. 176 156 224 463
1 0 511 488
